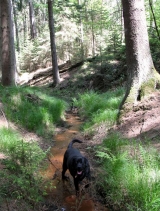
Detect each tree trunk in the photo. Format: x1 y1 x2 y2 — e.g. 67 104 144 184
29 0 37 39
0 4 1 74
12 0 20 51
78 0 84 60
120 0 160 111
91 10 95 57
23 13 27 45
1 0 16 86
149 0 160 40
47 0 61 86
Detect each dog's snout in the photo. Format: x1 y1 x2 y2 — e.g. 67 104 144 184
77 165 82 170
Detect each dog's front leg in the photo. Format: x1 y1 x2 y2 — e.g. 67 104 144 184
74 178 80 195
62 169 69 180
62 163 68 180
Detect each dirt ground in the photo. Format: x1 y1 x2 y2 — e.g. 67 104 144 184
77 91 160 153
115 91 160 150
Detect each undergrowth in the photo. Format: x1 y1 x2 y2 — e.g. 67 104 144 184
96 133 160 211
0 85 67 137
73 87 124 131
0 128 48 209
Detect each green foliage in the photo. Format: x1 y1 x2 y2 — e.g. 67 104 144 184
149 38 160 68
73 87 124 130
19 31 51 72
0 85 67 137
0 128 47 204
15 0 160 76
96 133 160 211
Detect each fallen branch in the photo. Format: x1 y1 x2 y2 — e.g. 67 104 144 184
19 57 96 86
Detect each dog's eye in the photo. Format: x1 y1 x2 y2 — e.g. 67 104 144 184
78 158 82 163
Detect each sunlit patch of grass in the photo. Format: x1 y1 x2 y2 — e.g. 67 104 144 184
73 87 124 130
0 128 46 166
0 85 67 137
0 127 47 204
92 109 118 125
96 133 160 211
0 127 20 153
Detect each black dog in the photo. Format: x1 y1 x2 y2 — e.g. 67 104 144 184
62 139 91 193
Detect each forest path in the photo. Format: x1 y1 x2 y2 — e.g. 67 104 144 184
0 106 110 211
43 111 110 211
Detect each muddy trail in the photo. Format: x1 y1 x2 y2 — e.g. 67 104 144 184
43 112 110 211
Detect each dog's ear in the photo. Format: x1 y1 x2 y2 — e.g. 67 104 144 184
69 157 77 174
84 157 89 167
71 157 77 169
84 158 91 179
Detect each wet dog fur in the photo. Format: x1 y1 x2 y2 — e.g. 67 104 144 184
62 139 91 193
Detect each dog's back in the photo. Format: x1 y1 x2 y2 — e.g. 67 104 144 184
67 139 83 149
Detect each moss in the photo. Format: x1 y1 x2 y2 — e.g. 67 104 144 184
153 68 160 89
117 68 160 123
125 87 138 104
140 78 156 99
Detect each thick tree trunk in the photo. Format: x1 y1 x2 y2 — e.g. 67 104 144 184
120 0 160 111
47 0 61 86
1 0 16 86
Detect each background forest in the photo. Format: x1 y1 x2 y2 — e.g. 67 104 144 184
0 0 160 211
7 0 160 76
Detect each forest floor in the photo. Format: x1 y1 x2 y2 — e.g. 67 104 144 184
0 63 160 210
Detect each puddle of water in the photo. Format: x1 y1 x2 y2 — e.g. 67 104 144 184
65 195 94 211
44 112 110 211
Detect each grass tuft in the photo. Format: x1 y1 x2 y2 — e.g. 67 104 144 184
0 127 48 204
96 133 160 211
73 87 124 130
0 85 67 137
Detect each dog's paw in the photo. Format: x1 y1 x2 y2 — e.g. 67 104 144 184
76 190 80 196
84 183 90 188
52 173 56 180
62 175 69 181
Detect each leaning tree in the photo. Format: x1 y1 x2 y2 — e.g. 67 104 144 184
120 0 160 112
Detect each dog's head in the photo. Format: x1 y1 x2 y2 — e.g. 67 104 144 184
72 156 90 178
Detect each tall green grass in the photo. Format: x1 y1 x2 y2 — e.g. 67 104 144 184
96 133 160 211
0 85 67 136
0 128 47 204
73 87 124 130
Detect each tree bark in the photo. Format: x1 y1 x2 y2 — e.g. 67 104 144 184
0 4 1 74
1 0 16 86
29 0 37 39
149 0 160 40
12 0 20 51
120 0 160 112
47 0 61 86
91 10 95 57
78 0 84 60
